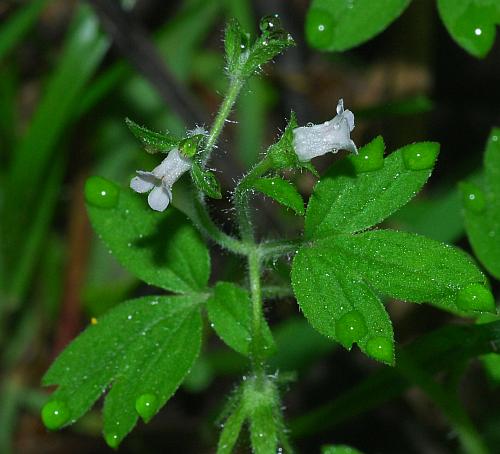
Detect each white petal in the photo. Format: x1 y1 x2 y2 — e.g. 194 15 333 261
343 109 355 131
130 175 155 193
161 148 192 187
147 185 172 212
151 155 172 178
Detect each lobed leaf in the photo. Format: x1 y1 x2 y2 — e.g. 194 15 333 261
253 177 304 215
462 129 500 279
86 179 210 293
291 247 394 364
125 117 181 153
305 141 439 238
329 230 489 314
437 0 500 58
207 282 275 357
305 0 412 51
42 295 204 446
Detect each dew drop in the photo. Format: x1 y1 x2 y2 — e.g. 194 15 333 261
401 142 439 170
305 8 335 49
453 4 495 58
350 136 385 173
259 14 282 33
335 310 368 348
456 283 495 313
135 393 159 422
459 181 486 213
84 176 119 208
41 400 70 430
105 432 120 449
366 336 394 365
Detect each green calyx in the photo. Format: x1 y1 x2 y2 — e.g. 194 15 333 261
41 400 70 430
179 136 201 158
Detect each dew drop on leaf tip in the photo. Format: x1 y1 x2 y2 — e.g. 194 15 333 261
84 176 119 208
456 283 495 313
136 393 159 422
335 310 368 348
41 400 70 430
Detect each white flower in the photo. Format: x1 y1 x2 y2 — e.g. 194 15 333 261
293 99 357 162
130 148 191 212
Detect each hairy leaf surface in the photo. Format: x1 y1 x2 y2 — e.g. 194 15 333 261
43 295 203 445
305 142 438 238
86 184 210 293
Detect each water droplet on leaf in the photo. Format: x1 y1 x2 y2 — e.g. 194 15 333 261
366 336 394 365
335 310 368 348
84 176 119 208
135 393 159 422
259 14 282 33
401 142 439 170
305 8 335 49
456 283 495 313
453 4 495 58
350 136 385 173
459 181 486 213
105 432 120 449
41 400 70 430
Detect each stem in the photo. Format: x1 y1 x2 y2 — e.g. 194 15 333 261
192 195 247 255
234 156 274 242
248 247 265 376
200 77 244 166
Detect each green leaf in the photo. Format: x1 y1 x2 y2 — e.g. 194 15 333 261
216 398 247 454
291 247 394 364
207 282 275 357
249 403 278 454
191 162 222 199
85 177 210 293
322 445 364 454
462 129 500 279
329 230 490 314
224 18 245 75
253 177 304 215
241 21 295 77
42 295 203 446
305 0 412 51
437 0 499 58
125 118 181 153
305 141 439 239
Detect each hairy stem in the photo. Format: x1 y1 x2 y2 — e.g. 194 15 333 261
201 77 244 166
248 247 265 376
234 156 273 242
